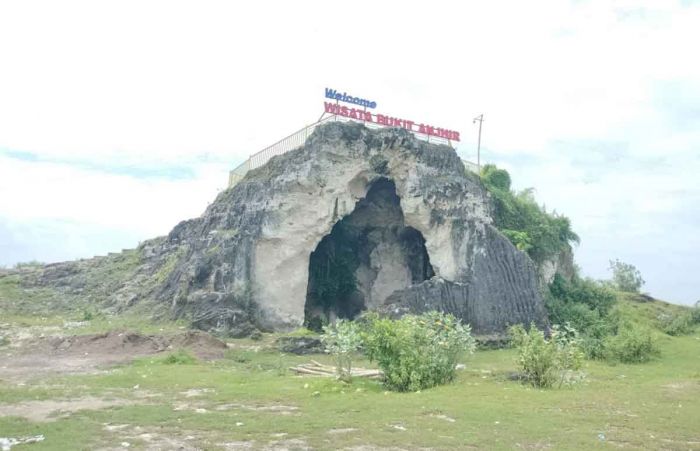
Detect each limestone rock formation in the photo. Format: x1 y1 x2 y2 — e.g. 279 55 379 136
5 122 548 336
538 245 576 286
159 121 547 335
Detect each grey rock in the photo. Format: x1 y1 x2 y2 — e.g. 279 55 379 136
4 122 548 336
276 336 324 355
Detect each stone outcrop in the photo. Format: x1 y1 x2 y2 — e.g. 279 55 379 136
538 245 576 286
157 121 546 335
6 122 548 336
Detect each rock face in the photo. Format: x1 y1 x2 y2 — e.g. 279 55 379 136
6 121 548 336
158 122 546 335
538 245 576 286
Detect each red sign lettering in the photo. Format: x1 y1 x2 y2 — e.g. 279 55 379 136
323 102 460 142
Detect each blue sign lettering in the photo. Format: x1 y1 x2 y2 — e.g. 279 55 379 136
325 88 377 109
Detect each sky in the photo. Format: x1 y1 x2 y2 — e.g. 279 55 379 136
0 0 698 305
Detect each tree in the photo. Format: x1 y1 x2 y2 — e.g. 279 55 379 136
608 259 645 293
480 164 511 191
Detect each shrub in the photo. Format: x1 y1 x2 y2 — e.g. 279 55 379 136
161 349 197 365
479 164 579 264
321 319 363 381
363 312 475 392
578 320 614 360
662 312 695 336
691 304 700 324
605 322 658 363
545 274 616 335
509 323 584 388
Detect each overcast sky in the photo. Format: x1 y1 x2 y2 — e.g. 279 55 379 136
0 0 698 305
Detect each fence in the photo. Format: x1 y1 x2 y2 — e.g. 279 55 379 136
228 113 475 187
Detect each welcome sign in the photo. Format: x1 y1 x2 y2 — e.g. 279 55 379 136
324 87 460 142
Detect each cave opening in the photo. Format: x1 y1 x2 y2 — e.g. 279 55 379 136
304 178 434 330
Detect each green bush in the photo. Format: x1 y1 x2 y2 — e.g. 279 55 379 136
662 312 696 336
545 274 616 335
480 164 579 264
321 319 363 381
691 304 700 324
578 320 615 360
605 322 658 363
161 349 198 365
509 323 584 388
362 312 475 392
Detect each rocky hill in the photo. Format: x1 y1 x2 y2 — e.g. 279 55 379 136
1 122 549 336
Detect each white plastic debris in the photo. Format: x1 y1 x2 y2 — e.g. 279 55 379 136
0 435 45 450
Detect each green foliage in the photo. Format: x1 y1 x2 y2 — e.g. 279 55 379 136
609 259 645 293
545 274 616 334
362 312 476 392
604 322 658 363
161 349 198 365
662 312 696 336
480 164 511 191
321 319 363 381
692 303 700 323
479 164 579 263
509 323 584 388
502 229 532 252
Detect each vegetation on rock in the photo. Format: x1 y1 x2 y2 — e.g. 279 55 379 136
479 164 579 263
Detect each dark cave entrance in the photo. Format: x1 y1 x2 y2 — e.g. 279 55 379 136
304 178 435 330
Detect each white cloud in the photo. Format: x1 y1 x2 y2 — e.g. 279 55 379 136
0 0 698 304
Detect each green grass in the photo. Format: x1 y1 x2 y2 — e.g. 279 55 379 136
1 296 698 449
1 327 698 449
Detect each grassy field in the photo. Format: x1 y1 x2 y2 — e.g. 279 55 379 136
1 313 699 449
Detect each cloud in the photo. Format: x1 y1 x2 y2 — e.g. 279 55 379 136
0 0 698 304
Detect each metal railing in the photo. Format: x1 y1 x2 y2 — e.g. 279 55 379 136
228 114 473 187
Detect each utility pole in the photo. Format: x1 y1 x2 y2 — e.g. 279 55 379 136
472 114 484 172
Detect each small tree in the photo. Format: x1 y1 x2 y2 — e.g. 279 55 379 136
509 323 584 388
321 319 363 382
609 259 645 293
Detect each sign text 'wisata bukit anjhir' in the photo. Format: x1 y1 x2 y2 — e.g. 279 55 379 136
324 87 460 142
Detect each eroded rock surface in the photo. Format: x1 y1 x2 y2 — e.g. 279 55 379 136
156 122 546 334
4 122 548 335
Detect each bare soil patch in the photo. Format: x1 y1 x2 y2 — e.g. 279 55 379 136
0 330 227 383
0 396 136 422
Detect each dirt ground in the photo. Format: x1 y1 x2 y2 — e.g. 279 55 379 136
0 329 228 383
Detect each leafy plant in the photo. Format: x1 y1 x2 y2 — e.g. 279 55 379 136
480 164 579 264
609 259 645 293
321 319 363 382
661 312 696 336
509 323 584 388
362 312 476 392
691 303 700 324
161 349 198 365
604 322 658 363
545 273 617 335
